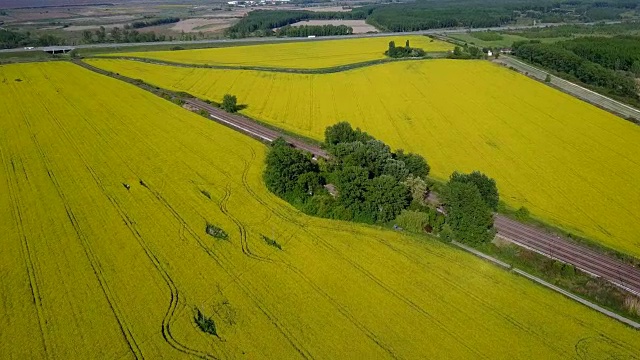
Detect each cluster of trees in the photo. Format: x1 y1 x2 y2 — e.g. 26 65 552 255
0 29 64 49
385 40 426 58
130 17 180 29
449 44 485 59
274 24 352 37
560 36 640 75
265 122 430 224
264 122 498 245
81 26 169 44
513 40 639 101
225 9 368 38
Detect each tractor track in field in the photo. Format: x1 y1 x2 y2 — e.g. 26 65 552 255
42 95 215 360
0 146 50 358
217 179 402 359
142 183 315 360
23 112 144 360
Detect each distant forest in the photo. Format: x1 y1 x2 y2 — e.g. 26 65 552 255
226 0 639 38
513 36 640 107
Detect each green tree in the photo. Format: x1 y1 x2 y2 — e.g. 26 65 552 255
95 26 106 43
222 94 238 113
335 166 369 209
453 46 462 56
365 175 411 222
395 150 430 177
324 122 373 147
449 171 499 211
443 181 494 245
403 174 428 205
82 30 93 44
111 27 122 43
545 73 552 82
264 138 318 197
382 159 409 181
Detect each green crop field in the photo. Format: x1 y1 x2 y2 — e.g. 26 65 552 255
2 62 640 358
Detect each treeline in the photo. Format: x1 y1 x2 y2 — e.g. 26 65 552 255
275 24 353 37
513 40 639 102
225 9 368 38
81 26 169 44
560 36 640 75
129 17 180 29
0 29 64 49
264 122 497 245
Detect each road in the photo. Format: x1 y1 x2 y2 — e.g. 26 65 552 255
0 21 618 54
495 55 640 121
76 59 640 296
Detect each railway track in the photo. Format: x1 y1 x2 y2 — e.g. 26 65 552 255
184 99 329 159
494 215 640 295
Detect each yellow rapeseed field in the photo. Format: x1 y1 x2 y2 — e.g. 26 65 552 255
2 61 640 359
88 58 640 258
102 35 453 68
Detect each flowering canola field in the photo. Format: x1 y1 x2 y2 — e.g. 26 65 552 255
2 61 639 358
102 35 452 68
89 58 640 259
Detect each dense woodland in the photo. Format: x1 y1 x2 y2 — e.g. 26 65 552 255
226 0 638 38
274 24 353 37
507 22 640 38
513 37 640 104
560 36 640 75
264 122 497 245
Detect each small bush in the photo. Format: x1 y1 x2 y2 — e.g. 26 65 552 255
562 264 576 278
222 94 238 113
194 308 218 336
200 189 211 199
261 234 282 250
170 46 184 51
206 223 229 240
394 210 429 233
514 206 530 221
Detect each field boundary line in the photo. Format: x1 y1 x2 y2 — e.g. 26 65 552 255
89 54 447 74
451 241 511 269
452 240 640 330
